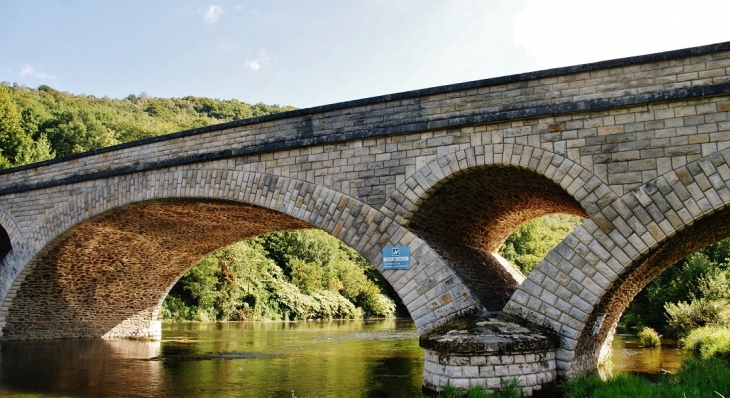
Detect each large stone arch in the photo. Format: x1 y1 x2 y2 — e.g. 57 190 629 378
382 144 614 311
505 148 730 377
0 168 480 340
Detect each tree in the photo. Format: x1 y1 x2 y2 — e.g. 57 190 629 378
0 86 34 167
43 108 118 157
499 214 583 274
621 238 730 335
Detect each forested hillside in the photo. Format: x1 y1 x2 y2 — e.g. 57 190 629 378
0 82 295 168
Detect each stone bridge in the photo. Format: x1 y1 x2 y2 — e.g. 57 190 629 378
2 42 730 394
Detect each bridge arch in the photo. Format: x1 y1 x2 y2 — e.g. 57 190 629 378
383 144 615 311
505 148 730 377
0 170 480 339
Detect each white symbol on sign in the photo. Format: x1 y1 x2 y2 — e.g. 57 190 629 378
392 248 399 256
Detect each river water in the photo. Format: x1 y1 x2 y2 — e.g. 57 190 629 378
0 320 689 397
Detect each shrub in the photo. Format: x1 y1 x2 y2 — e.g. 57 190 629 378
637 326 661 347
665 272 730 338
684 326 730 361
666 299 730 338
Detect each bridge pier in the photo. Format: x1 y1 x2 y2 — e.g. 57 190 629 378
420 313 558 396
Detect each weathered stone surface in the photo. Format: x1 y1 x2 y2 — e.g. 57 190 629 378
421 312 558 396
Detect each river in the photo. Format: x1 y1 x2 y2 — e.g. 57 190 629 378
0 320 688 397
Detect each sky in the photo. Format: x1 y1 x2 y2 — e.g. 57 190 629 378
2 0 730 109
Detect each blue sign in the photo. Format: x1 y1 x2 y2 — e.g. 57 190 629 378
382 247 410 270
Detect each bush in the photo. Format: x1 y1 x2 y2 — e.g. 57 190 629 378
637 326 661 347
666 299 730 338
664 272 730 338
684 326 730 361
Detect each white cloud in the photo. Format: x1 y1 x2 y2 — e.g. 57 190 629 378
245 50 270 71
202 5 223 24
233 4 244 11
19 65 56 79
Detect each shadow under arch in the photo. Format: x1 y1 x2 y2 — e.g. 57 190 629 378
2 198 314 339
408 165 587 311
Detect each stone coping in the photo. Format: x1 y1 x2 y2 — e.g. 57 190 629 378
419 312 559 354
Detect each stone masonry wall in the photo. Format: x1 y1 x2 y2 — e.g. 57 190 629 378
423 349 557 396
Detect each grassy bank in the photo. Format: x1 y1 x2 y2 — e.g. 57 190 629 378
424 355 730 398
561 356 730 398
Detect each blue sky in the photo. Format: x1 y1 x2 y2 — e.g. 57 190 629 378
2 0 730 108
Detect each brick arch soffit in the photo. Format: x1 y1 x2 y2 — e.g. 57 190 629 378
1 170 474 329
384 143 617 225
505 147 730 369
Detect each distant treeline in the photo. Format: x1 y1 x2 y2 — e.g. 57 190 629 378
0 82 295 168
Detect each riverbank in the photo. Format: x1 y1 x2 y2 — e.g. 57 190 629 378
429 356 730 398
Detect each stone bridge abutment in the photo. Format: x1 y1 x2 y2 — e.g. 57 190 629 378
2 42 730 394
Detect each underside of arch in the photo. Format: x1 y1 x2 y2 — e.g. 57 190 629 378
572 205 730 374
408 166 587 311
2 198 311 340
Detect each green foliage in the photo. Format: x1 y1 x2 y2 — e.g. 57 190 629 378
499 214 583 274
621 239 730 335
684 326 730 362
0 85 52 167
673 356 730 395
560 356 730 397
637 326 661 347
289 259 324 294
161 230 396 322
0 82 295 167
560 373 658 398
255 230 400 318
662 270 730 337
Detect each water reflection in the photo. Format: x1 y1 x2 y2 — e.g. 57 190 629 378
0 339 162 397
0 319 423 398
601 334 686 379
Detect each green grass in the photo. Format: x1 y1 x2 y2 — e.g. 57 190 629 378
560 356 730 398
433 379 524 398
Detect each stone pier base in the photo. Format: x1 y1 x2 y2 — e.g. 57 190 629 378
420 313 558 396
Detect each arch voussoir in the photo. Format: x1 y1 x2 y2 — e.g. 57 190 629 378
505 147 730 377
